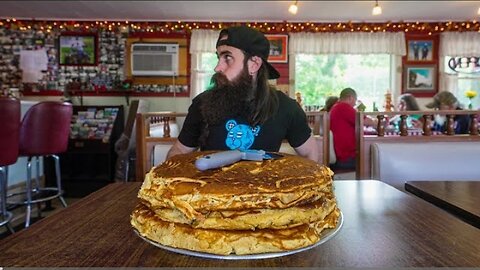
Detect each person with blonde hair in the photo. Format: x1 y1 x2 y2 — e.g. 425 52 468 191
426 91 470 134
321 96 339 112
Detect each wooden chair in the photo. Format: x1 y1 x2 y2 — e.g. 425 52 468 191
135 112 187 181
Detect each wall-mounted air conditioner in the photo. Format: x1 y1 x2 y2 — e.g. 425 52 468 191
131 43 179 76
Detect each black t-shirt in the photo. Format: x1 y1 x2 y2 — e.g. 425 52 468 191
178 90 312 152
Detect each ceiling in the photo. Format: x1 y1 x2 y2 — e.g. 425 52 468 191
0 1 480 23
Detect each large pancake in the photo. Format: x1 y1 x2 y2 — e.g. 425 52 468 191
138 151 334 220
145 194 337 230
131 202 340 255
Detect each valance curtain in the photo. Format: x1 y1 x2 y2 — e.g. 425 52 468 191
289 32 406 55
189 29 220 98
439 32 480 57
438 32 480 96
190 29 220 54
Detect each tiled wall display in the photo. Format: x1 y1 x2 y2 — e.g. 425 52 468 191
0 25 188 96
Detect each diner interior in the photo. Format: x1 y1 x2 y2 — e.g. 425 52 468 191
0 0 480 267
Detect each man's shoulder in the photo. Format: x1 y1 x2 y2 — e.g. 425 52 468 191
193 91 209 101
331 101 352 110
330 102 354 115
275 90 298 106
190 91 211 106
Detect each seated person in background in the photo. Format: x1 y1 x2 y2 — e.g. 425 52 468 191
389 93 422 129
425 91 470 134
320 96 339 112
166 26 319 162
329 88 376 170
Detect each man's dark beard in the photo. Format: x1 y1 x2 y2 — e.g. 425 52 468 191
200 67 255 126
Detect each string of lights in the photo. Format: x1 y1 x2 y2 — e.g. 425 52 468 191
1 19 480 35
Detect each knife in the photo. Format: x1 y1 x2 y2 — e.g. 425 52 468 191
195 149 281 171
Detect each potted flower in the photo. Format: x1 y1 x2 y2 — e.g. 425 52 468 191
464 90 477 109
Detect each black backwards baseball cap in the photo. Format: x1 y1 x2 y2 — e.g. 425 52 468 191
216 26 280 79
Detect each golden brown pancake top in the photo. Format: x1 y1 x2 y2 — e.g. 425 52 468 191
151 151 332 196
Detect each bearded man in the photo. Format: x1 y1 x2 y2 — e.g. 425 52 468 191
166 26 319 162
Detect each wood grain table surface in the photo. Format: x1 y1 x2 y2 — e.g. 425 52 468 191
1 180 480 267
405 181 480 229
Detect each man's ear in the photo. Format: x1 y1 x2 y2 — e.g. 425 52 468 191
247 56 263 75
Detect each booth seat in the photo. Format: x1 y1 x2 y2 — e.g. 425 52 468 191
371 141 480 190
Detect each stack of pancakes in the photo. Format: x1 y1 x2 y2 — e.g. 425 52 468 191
131 151 340 255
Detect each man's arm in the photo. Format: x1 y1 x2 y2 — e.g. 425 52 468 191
166 140 198 160
364 115 378 127
294 135 320 163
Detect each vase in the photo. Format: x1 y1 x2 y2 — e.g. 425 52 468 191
468 99 473 110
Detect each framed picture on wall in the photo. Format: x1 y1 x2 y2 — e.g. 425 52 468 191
403 65 437 95
265 34 288 63
406 38 435 63
58 32 98 66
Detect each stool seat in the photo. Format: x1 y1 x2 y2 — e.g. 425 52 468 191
9 101 72 228
0 97 21 233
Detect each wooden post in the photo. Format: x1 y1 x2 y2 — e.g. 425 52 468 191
422 114 432 136
470 114 479 135
399 115 408 136
135 114 147 182
163 117 171 138
446 115 455 135
376 115 385 136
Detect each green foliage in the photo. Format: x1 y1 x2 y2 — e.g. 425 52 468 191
295 54 391 111
200 53 218 92
295 54 348 107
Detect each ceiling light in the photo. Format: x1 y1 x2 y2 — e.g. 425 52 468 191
289 1 298 15
372 0 382 16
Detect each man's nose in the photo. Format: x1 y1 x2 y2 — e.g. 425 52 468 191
214 62 224 73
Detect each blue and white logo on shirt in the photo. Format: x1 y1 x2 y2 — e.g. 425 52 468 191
225 119 260 150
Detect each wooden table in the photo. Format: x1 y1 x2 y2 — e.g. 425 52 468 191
1 180 480 267
405 181 480 229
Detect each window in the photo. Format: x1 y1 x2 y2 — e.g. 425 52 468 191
443 56 480 109
295 54 391 111
198 52 218 93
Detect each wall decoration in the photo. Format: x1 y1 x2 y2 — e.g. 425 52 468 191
58 32 98 66
406 39 434 62
402 34 439 97
265 34 288 63
403 65 437 94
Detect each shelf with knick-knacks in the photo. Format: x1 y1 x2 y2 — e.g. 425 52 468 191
20 84 190 97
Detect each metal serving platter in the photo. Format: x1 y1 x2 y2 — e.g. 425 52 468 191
134 211 343 260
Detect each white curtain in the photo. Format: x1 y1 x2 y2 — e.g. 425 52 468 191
289 32 406 55
439 32 480 93
189 29 220 98
190 29 220 54
439 32 480 57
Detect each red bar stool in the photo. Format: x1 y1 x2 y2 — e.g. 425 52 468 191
9 101 72 228
0 97 21 233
